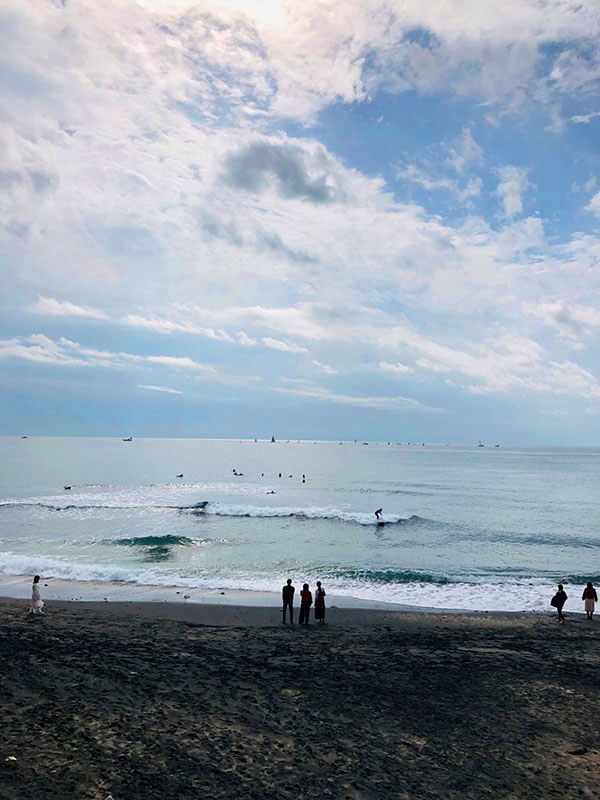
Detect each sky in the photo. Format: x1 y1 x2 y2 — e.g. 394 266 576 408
1 0 600 444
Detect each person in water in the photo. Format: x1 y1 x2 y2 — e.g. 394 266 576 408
374 508 383 520
299 583 312 625
29 575 44 616
314 580 326 624
282 579 295 624
582 582 598 620
551 583 568 623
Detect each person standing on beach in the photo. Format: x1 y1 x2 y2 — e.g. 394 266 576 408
314 581 326 624
282 578 295 624
582 582 597 620
29 575 44 616
551 584 568 623
299 583 312 625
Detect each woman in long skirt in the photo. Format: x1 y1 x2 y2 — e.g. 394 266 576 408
582 582 598 620
29 575 45 616
314 580 326 624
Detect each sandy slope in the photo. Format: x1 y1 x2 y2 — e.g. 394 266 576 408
1 599 599 799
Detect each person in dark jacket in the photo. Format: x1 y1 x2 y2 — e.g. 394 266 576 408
282 579 295 624
551 583 568 623
582 582 598 620
314 580 326 624
299 583 312 625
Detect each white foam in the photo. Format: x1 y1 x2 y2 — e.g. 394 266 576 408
0 551 577 612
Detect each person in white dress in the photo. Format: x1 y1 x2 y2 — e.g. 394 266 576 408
29 575 45 615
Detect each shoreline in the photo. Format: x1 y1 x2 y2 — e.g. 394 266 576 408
1 572 585 619
0 572 473 614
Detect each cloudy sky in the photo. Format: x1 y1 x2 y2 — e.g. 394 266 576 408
1 0 600 443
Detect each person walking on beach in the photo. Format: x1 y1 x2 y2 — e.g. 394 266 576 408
551 583 568 623
315 580 326 624
282 578 295 624
299 583 312 625
29 575 44 616
582 582 597 620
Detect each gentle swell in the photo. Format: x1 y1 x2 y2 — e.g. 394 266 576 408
0 501 209 512
113 535 198 547
319 567 449 584
1 499 422 527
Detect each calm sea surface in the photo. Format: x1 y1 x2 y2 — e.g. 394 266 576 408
1 437 599 611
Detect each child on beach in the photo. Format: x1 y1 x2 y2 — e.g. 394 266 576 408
315 581 326 624
299 583 312 625
551 584 567 623
582 582 597 620
29 575 44 616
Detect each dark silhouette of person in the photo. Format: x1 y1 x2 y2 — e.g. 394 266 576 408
282 579 295 623
302 474 306 483
551 583 568 622
375 508 383 520
278 472 282 478
582 581 598 620
315 580 326 624
299 583 312 625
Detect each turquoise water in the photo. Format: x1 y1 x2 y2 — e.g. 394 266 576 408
1 437 599 610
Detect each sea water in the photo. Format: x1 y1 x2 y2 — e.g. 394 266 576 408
1 437 599 611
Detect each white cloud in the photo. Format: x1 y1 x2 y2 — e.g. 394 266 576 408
447 128 484 174
380 361 413 375
0 334 260 386
312 360 338 374
25 296 108 320
586 191 600 217
415 358 452 373
275 378 444 413
494 166 532 218
139 384 183 394
120 314 256 345
262 337 308 353
571 111 600 124
521 300 600 343
571 176 597 194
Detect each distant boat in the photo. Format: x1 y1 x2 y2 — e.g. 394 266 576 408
478 441 485 447
175 473 184 478
122 437 133 442
21 436 27 439
271 435 275 443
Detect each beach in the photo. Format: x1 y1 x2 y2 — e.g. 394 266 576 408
1 598 599 799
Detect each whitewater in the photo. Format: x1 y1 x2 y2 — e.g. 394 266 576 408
1 437 599 612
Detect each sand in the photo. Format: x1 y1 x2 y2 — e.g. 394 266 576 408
1 598 599 800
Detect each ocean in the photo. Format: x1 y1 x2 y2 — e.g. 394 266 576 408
1 436 599 611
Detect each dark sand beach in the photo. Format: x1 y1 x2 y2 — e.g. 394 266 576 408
1 598 599 800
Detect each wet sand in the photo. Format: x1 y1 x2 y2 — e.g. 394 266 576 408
1 598 599 799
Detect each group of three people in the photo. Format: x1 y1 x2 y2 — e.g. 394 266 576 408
282 578 326 624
